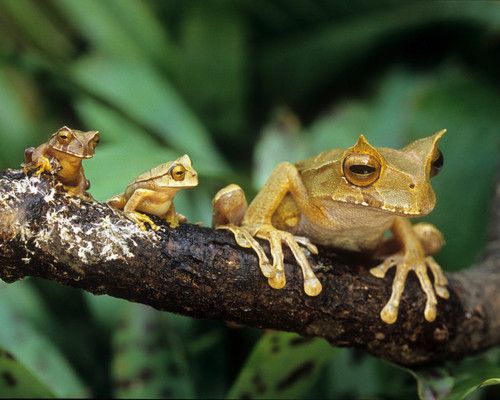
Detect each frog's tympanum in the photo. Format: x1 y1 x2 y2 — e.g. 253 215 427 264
23 126 100 200
107 155 198 231
212 131 448 324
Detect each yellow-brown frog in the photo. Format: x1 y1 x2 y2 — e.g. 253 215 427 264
212 131 447 324
107 155 198 231
23 126 100 200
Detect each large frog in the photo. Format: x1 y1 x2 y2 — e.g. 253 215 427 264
212 131 447 324
23 126 100 200
107 155 198 231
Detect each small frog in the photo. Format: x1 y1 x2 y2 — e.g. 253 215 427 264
212 131 447 324
23 126 100 199
107 155 198 231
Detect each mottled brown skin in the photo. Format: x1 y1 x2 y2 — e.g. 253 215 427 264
213 131 447 324
107 155 198 231
23 126 100 200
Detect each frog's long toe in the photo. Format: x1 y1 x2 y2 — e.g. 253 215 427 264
370 256 397 279
426 256 450 299
217 225 274 278
126 211 159 231
256 227 322 296
283 234 322 296
415 262 438 322
266 230 286 289
375 253 448 324
379 262 410 324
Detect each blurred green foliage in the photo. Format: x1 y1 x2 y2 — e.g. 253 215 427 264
0 0 499 398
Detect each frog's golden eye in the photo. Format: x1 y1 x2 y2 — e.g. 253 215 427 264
343 153 381 187
57 130 72 142
171 165 186 181
430 148 444 178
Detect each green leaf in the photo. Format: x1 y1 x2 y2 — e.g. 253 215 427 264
70 56 229 177
0 346 55 398
260 2 500 105
0 67 42 168
174 1 247 140
253 107 310 189
227 332 336 399
411 349 500 400
0 0 74 58
52 0 173 67
323 349 415 399
0 292 86 397
111 303 194 399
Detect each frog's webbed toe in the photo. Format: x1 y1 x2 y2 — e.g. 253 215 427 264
217 225 273 278
219 224 322 296
370 252 448 324
258 227 322 296
125 211 159 231
25 155 52 176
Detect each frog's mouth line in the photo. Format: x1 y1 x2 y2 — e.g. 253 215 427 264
53 148 95 159
333 196 433 217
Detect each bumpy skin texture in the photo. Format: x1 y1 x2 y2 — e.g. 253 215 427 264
213 130 448 324
107 155 198 231
22 126 100 200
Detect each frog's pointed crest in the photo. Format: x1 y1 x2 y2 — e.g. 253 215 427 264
403 129 446 157
349 134 383 159
57 125 72 133
176 154 192 167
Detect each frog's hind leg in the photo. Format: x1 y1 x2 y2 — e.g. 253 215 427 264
212 184 248 226
107 194 127 210
122 189 159 231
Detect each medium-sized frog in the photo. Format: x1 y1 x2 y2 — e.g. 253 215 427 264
212 131 447 324
23 126 100 199
107 155 198 231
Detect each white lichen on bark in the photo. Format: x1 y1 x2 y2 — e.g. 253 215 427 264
0 173 159 273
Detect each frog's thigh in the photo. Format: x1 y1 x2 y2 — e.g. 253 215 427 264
123 189 156 213
212 184 247 226
413 223 445 256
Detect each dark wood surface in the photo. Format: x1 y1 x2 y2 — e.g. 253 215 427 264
0 169 499 367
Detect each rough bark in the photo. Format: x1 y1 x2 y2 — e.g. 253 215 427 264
0 169 499 367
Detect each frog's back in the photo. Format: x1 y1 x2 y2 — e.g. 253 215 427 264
124 165 168 197
133 164 170 184
295 148 344 173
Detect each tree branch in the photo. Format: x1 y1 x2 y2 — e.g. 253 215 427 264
0 169 499 367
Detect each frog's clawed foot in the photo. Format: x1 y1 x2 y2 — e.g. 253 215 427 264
217 224 322 296
370 253 449 324
23 156 53 176
125 211 159 231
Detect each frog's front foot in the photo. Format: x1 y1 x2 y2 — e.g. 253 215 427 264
24 156 52 176
125 211 159 231
370 252 449 324
217 224 322 296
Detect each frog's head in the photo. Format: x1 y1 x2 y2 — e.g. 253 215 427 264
163 154 199 188
48 126 100 159
302 130 445 217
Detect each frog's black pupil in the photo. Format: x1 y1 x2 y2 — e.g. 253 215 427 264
430 150 444 178
349 165 376 175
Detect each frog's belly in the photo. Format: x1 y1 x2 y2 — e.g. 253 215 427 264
296 203 396 252
137 198 172 217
